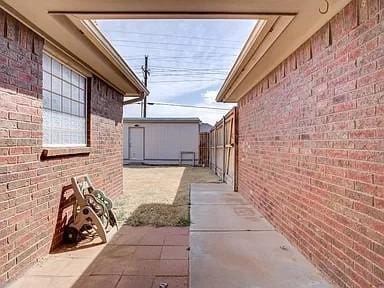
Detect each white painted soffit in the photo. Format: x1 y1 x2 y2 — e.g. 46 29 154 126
0 0 148 98
217 0 352 103
1 0 351 102
69 18 149 98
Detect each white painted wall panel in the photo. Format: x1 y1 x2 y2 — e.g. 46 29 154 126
123 126 129 159
123 121 199 165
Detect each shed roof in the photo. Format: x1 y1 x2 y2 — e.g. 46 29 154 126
124 118 201 123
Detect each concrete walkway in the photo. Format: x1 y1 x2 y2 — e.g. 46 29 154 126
189 183 331 288
7 183 331 288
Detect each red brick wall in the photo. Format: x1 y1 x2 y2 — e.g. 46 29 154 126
238 1 384 287
0 9 124 283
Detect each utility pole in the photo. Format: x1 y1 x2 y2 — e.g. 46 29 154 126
141 55 149 118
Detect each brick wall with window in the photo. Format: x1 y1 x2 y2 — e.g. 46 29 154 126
42 53 87 147
0 9 124 283
238 1 384 287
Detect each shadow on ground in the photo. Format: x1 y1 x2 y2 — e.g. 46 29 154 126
7 166 217 288
8 226 190 288
117 166 219 227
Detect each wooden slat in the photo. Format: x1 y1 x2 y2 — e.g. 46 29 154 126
199 132 210 167
208 107 238 190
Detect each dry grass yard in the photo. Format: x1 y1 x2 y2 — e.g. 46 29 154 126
114 166 219 226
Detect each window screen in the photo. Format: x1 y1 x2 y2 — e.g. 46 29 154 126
42 53 87 146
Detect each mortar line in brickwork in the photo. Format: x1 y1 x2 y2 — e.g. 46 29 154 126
190 229 276 232
190 203 254 205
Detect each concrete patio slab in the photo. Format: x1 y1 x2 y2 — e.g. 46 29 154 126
6 276 78 288
116 276 153 288
191 190 247 205
189 183 331 288
152 276 188 288
191 204 274 231
72 275 121 288
190 183 233 193
190 231 330 288
191 183 273 231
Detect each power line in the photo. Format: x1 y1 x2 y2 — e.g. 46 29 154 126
150 71 228 74
123 55 238 66
150 73 228 77
132 70 227 78
132 68 230 74
150 79 225 83
146 68 229 72
125 55 236 60
131 61 235 68
124 56 237 62
111 39 238 50
132 71 229 77
101 30 244 43
138 102 231 111
123 52 236 58
150 74 227 77
149 70 228 73
115 44 232 53
149 66 229 71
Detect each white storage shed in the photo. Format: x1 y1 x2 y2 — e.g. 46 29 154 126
123 118 200 165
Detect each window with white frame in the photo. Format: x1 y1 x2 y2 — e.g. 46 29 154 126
42 53 87 146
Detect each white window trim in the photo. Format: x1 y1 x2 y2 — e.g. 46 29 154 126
42 52 88 148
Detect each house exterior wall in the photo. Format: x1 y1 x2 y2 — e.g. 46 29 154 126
0 9 124 283
123 121 199 165
238 1 384 287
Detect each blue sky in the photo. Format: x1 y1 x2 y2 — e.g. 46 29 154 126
96 20 256 124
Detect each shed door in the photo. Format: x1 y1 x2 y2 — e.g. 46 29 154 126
129 127 144 160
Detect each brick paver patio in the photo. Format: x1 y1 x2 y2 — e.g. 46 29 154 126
8 226 189 288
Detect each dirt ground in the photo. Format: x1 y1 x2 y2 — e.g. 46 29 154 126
114 166 219 226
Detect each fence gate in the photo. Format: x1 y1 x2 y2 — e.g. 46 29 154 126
199 132 210 167
209 107 238 191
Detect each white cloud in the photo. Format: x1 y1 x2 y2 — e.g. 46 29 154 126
202 90 218 105
148 81 223 102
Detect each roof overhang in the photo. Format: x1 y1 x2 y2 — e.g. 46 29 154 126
1 0 351 103
217 0 352 102
0 0 149 100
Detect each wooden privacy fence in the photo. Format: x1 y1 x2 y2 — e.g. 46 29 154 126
199 132 210 167
209 107 238 191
